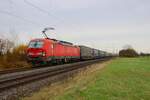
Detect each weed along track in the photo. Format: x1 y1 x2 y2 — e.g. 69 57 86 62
0 58 110 100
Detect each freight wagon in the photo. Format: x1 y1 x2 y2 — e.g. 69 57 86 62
79 45 94 60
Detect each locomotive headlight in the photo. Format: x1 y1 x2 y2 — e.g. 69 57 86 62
42 52 46 56
38 52 46 56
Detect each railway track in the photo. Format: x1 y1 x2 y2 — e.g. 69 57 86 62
0 62 80 75
0 64 56 75
0 67 32 75
0 58 110 100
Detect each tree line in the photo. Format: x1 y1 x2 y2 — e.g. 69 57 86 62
119 45 150 57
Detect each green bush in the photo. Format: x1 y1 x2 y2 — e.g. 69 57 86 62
119 49 139 57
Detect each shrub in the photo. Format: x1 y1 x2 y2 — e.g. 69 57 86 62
140 52 150 57
119 48 139 57
0 44 30 69
12 44 27 61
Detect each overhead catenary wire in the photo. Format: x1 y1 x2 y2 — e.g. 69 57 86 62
23 0 77 27
23 0 65 24
3 0 79 40
23 0 73 39
0 10 44 26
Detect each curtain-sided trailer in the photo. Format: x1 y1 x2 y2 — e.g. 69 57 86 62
79 45 94 60
79 45 110 60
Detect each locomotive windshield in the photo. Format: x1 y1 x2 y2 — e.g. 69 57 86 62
28 41 44 48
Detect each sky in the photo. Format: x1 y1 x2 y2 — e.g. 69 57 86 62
0 0 150 53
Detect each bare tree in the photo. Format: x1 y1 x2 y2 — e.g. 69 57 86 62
0 39 14 55
0 39 4 55
9 28 19 45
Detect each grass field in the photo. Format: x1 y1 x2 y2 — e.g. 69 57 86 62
23 57 150 100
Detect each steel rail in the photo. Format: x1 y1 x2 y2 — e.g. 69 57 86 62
0 67 34 75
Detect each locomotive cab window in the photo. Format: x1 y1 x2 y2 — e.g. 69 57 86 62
28 41 44 48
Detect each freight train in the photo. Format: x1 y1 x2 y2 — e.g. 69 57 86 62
27 38 112 66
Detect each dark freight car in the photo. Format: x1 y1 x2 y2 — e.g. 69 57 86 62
99 51 105 58
79 45 94 60
93 49 99 58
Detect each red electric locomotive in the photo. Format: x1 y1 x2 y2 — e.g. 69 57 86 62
27 38 80 65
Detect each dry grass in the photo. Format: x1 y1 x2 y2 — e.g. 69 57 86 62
0 54 31 70
0 44 31 70
22 60 111 100
0 60 31 70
